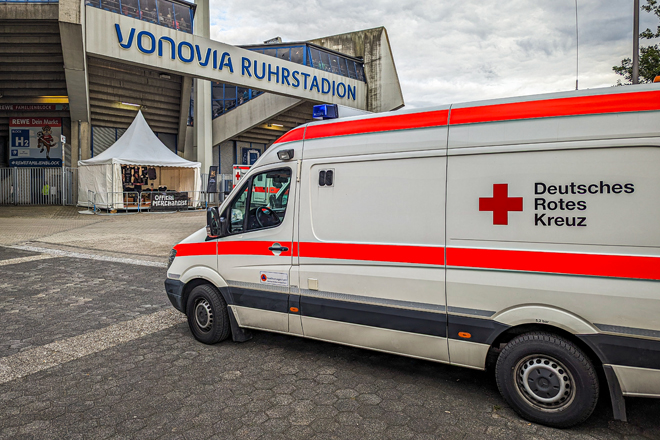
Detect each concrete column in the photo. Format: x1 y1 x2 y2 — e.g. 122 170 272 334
71 120 91 163
177 76 192 158
59 0 91 122
70 120 90 203
193 0 212 173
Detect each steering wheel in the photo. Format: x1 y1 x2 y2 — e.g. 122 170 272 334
255 206 280 228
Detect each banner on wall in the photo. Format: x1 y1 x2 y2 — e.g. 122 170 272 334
151 192 189 211
241 148 260 165
9 117 63 167
206 166 218 193
0 104 68 111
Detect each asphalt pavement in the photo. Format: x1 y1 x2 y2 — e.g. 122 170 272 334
0 206 658 439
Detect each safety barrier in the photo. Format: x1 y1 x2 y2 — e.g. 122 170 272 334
0 167 78 206
1 167 231 209
85 190 219 213
0 168 12 205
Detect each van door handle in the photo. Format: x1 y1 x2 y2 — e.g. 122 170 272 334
268 243 289 252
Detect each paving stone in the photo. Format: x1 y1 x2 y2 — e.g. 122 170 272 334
0 257 170 358
0 247 38 261
0 209 659 440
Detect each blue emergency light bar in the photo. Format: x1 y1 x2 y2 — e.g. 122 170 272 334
313 104 339 120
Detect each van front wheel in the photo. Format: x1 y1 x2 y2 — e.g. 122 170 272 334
495 332 598 428
186 284 230 344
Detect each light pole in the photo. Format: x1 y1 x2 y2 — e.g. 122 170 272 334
633 0 640 84
575 0 579 89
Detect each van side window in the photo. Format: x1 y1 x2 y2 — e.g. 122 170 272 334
246 169 292 231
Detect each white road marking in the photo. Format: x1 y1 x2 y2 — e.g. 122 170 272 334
10 245 167 268
0 309 186 384
0 254 58 267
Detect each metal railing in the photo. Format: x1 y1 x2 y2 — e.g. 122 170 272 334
64 167 78 206
0 0 58 3
0 167 231 210
200 173 233 206
85 0 193 34
0 167 78 206
86 190 212 213
0 168 13 205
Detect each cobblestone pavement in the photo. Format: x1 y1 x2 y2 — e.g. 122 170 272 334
0 257 168 358
0 247 37 261
0 208 659 439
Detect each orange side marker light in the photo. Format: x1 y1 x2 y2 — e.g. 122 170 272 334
289 307 299 313
458 332 472 339
654 76 660 83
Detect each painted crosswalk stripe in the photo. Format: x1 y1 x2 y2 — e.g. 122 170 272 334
0 310 186 384
0 254 57 267
10 245 167 268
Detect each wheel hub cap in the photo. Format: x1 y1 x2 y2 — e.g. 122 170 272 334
195 299 213 331
515 355 574 410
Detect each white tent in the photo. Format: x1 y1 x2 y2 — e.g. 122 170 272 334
77 110 201 209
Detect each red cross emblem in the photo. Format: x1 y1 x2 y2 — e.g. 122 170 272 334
235 171 241 180
479 184 523 225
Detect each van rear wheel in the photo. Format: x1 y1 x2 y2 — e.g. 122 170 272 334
186 284 230 344
495 332 598 428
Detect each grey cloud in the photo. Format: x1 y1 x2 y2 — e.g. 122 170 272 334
209 0 645 108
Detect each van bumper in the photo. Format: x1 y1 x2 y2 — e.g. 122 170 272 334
165 278 186 313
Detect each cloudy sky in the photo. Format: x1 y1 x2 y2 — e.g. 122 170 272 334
209 0 659 108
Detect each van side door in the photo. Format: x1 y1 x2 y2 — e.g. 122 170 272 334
217 165 296 333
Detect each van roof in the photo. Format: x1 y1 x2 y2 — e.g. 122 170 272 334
273 84 660 146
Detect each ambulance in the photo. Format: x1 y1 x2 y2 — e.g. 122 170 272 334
165 85 660 428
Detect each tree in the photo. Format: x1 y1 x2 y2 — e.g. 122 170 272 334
613 0 660 84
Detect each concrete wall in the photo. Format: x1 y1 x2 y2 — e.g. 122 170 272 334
309 27 404 113
0 3 58 20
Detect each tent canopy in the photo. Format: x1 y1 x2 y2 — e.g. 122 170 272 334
79 110 200 168
77 110 201 208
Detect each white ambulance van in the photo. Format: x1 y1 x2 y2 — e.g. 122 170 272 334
165 85 660 428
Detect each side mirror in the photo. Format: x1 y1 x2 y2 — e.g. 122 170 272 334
206 207 221 238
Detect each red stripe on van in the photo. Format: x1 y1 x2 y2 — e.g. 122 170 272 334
446 247 660 281
299 242 445 266
273 127 304 145
218 241 294 257
175 241 294 257
175 241 659 280
304 110 450 140
450 90 660 125
174 242 216 257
